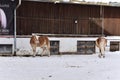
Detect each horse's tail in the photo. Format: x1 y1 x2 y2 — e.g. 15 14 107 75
96 39 99 48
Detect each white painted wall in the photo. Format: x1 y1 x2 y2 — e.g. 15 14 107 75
59 38 77 52
0 38 14 54
1 36 120 55
15 37 110 55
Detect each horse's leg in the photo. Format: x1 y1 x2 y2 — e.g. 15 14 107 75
103 47 105 58
98 49 102 58
101 47 105 58
47 48 50 57
31 44 37 57
47 43 50 57
40 47 46 57
40 47 50 57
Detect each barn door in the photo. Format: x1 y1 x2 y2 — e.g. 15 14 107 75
77 41 95 54
50 41 59 55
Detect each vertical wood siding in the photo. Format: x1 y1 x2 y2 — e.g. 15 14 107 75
16 1 120 36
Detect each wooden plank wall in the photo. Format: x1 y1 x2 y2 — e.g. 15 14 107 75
104 7 120 35
16 1 120 36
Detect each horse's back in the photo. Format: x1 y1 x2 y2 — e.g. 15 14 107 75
96 37 107 48
38 36 49 45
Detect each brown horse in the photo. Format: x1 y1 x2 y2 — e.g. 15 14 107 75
30 35 50 57
96 37 107 58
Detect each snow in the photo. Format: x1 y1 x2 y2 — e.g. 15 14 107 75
0 51 120 80
63 0 120 3
85 0 120 3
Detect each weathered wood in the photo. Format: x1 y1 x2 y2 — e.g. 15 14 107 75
17 1 120 36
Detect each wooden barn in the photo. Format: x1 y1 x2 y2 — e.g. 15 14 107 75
16 0 120 36
1 0 120 55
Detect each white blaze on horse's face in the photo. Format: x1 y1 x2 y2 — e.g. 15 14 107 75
0 8 7 29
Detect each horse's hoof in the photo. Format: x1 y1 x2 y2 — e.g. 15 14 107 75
40 55 43 57
103 56 105 58
32 55 36 57
98 55 101 58
48 55 50 57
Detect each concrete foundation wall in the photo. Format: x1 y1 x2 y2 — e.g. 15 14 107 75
1 36 120 55
15 37 111 55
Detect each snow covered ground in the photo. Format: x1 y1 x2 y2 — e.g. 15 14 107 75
0 51 120 80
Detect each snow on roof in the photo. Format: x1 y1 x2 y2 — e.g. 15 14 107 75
22 0 120 3
86 0 120 3
22 0 120 6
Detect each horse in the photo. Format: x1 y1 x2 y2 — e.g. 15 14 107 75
30 35 50 57
96 37 107 58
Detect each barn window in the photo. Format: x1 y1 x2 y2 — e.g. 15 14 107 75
77 41 95 54
0 44 13 55
50 41 59 55
110 42 119 51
